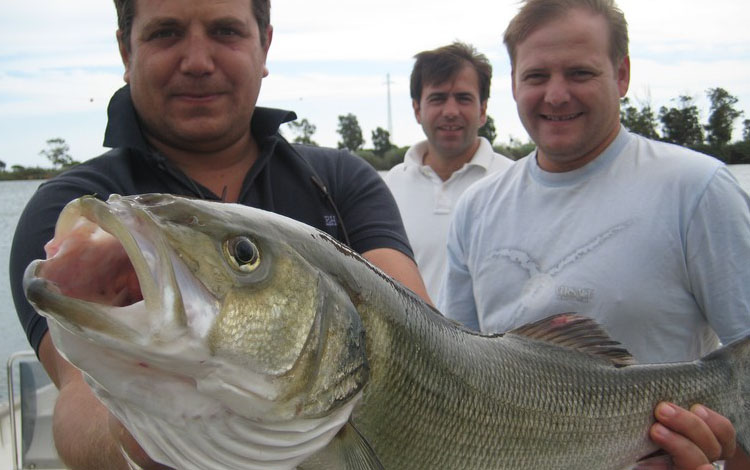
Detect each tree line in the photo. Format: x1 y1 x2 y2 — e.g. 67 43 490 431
618 87 748 164
0 137 79 180
2 86 747 180
284 113 530 171
284 87 749 170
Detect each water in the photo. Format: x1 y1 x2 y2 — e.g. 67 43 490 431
1 180 43 401
2 165 750 401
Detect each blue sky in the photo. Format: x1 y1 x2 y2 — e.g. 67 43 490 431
1 0 749 168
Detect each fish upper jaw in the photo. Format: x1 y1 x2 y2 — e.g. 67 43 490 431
25 195 219 348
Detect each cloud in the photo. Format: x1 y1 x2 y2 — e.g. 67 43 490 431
1 0 749 168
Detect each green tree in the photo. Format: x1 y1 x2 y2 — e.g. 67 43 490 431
0 160 5 172
659 95 704 147
744 119 750 142
371 127 394 156
479 115 497 144
40 137 77 169
286 118 318 146
620 97 659 139
495 137 536 161
336 113 364 151
705 87 743 149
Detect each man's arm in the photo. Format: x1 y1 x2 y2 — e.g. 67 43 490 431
39 333 172 470
38 334 132 470
363 247 432 305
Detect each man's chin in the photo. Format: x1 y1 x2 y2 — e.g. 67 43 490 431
151 123 250 154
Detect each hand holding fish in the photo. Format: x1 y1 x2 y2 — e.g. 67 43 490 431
652 403 742 470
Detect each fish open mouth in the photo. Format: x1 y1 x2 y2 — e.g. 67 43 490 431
23 195 197 345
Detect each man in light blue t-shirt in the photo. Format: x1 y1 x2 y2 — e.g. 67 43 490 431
439 0 750 468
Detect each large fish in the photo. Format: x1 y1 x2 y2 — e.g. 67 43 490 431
23 193 750 470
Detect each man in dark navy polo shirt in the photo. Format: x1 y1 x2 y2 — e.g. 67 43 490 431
9 1 428 468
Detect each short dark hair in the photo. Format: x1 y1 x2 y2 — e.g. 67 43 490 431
503 0 629 70
410 41 492 104
113 0 271 51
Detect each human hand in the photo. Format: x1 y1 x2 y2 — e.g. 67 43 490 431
651 402 736 470
108 412 174 470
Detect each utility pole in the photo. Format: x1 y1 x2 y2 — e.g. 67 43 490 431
385 73 394 136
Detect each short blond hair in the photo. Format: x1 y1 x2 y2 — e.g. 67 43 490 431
503 0 629 69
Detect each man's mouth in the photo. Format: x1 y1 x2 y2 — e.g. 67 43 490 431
438 125 464 132
541 112 583 122
173 93 222 102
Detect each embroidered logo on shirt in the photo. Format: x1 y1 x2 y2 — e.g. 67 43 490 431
556 286 594 303
324 215 338 227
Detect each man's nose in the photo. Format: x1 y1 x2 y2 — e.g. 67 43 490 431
443 97 460 117
544 76 570 107
180 31 215 76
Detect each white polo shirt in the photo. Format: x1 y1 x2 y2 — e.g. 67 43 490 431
384 137 513 301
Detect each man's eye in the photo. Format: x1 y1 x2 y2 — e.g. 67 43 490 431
523 73 547 84
571 70 595 80
214 26 246 38
149 29 179 40
215 27 237 36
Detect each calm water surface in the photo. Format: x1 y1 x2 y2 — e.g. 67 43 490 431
3 166 750 400
1 180 43 400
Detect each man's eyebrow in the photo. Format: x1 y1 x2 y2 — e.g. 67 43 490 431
211 16 251 30
141 17 182 30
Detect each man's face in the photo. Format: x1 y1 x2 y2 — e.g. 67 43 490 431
512 8 629 172
119 0 272 154
413 65 487 162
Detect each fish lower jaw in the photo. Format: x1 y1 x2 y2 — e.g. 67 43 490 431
101 384 361 470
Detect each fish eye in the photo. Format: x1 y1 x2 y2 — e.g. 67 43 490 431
224 236 260 272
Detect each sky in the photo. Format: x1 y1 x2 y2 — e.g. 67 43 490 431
1 0 749 168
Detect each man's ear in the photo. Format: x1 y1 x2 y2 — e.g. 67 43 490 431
412 99 422 124
262 25 273 78
116 30 131 83
617 55 631 98
479 99 488 127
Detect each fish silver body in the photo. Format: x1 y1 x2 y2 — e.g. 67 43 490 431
23 194 750 470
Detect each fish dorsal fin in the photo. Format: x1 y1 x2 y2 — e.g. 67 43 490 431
508 313 636 367
298 421 384 470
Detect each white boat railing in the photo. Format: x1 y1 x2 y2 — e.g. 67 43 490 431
6 351 66 470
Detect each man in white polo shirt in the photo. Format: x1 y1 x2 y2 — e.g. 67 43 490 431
384 42 514 302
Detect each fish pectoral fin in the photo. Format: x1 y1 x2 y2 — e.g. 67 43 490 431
507 313 637 367
298 421 384 470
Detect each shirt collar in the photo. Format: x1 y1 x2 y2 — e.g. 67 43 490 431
403 136 495 170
